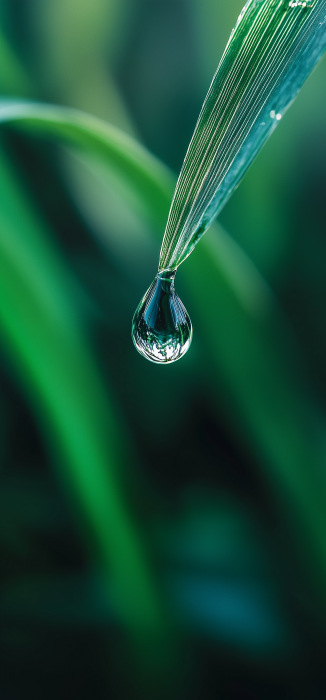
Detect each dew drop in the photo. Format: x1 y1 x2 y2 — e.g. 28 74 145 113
131 271 193 364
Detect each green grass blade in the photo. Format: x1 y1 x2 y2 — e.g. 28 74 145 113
0 98 174 229
0 97 268 309
0 27 32 96
0 146 167 652
180 237 326 601
2 97 326 608
71 142 326 601
159 0 326 271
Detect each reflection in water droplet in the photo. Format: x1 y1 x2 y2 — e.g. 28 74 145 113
131 271 192 364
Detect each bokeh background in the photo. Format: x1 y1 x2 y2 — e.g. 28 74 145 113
1 1 326 698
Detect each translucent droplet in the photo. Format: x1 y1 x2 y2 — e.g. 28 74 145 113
131 271 192 364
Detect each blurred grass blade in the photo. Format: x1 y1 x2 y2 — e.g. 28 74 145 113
1 496 291 654
159 0 326 271
61 148 160 276
180 238 326 601
0 98 174 229
29 0 136 132
0 27 32 96
2 98 326 609
0 146 167 656
0 98 268 310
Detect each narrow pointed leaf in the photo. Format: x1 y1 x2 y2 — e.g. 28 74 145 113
159 0 326 271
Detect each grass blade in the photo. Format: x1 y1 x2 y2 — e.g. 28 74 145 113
0 27 32 96
0 98 174 229
2 97 326 609
180 236 326 604
159 0 326 270
0 145 169 663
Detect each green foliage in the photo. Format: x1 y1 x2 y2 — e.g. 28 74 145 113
0 141 168 646
159 0 326 271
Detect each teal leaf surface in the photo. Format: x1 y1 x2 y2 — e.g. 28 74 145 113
159 0 326 271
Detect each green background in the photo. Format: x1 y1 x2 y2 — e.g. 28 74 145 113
0 1 326 698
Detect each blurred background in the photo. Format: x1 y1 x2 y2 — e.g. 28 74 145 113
0 1 326 698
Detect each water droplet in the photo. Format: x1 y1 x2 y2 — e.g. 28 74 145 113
289 0 311 7
131 271 192 364
270 110 276 118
